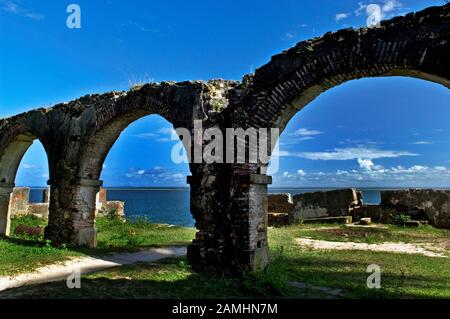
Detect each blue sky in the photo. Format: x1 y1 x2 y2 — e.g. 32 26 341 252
1 0 450 188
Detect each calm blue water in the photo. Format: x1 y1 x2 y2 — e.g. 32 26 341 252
29 188 382 227
107 189 193 226
269 188 381 205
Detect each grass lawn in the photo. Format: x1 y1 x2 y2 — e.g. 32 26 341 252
0 216 196 276
0 218 449 298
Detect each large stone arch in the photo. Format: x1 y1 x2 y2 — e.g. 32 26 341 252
234 5 450 136
43 81 233 248
219 4 450 274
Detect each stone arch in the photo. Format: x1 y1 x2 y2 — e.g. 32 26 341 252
217 4 450 273
0 112 50 236
45 83 200 247
237 5 450 137
76 83 201 181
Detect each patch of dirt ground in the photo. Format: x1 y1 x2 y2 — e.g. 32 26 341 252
295 238 448 258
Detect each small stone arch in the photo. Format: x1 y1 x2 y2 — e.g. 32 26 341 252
76 83 199 181
0 112 50 236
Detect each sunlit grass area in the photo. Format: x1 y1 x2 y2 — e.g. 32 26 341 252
0 216 195 276
1 219 449 298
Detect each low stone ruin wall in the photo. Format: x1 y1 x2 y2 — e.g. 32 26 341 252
290 189 360 224
9 187 125 220
267 194 292 226
268 188 450 228
268 189 360 226
380 189 449 228
9 187 49 218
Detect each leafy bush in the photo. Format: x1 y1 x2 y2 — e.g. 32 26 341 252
389 213 411 225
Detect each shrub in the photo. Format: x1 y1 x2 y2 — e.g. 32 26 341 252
389 213 411 225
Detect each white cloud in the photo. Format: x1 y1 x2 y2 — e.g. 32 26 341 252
336 13 350 22
158 127 176 135
273 160 450 188
1 0 44 20
290 128 323 137
283 32 295 40
124 166 187 184
136 133 157 139
297 169 306 176
354 0 403 18
286 147 418 161
135 126 177 143
411 141 434 145
22 164 37 169
357 158 374 171
382 0 402 13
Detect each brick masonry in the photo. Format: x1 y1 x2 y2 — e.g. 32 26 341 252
0 5 449 273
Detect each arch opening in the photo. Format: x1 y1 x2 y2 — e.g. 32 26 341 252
76 113 195 249
0 135 50 238
266 75 450 228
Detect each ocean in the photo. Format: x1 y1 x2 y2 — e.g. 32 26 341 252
29 187 382 227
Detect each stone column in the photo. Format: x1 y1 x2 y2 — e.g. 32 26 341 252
187 167 229 273
0 182 14 237
45 178 101 248
187 165 272 274
228 173 271 272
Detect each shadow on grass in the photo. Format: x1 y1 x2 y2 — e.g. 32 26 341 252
1 255 448 299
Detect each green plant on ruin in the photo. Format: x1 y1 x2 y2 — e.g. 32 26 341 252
211 99 226 112
389 212 412 225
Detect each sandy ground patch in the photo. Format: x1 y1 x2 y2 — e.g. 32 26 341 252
0 246 186 292
295 238 447 258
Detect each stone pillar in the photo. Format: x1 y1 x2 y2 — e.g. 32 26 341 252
43 186 50 203
187 167 229 273
45 179 101 248
187 166 271 274
228 173 271 272
0 182 14 237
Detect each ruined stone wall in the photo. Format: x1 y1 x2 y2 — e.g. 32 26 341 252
9 187 30 216
268 194 293 214
290 189 358 223
8 187 124 221
381 189 450 228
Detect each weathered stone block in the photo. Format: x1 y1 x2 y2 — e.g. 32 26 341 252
359 217 372 225
96 187 108 210
9 187 30 217
268 193 293 215
27 203 49 219
290 189 358 223
97 201 125 220
268 213 289 227
381 189 450 228
355 204 396 223
43 187 50 203
302 216 353 224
